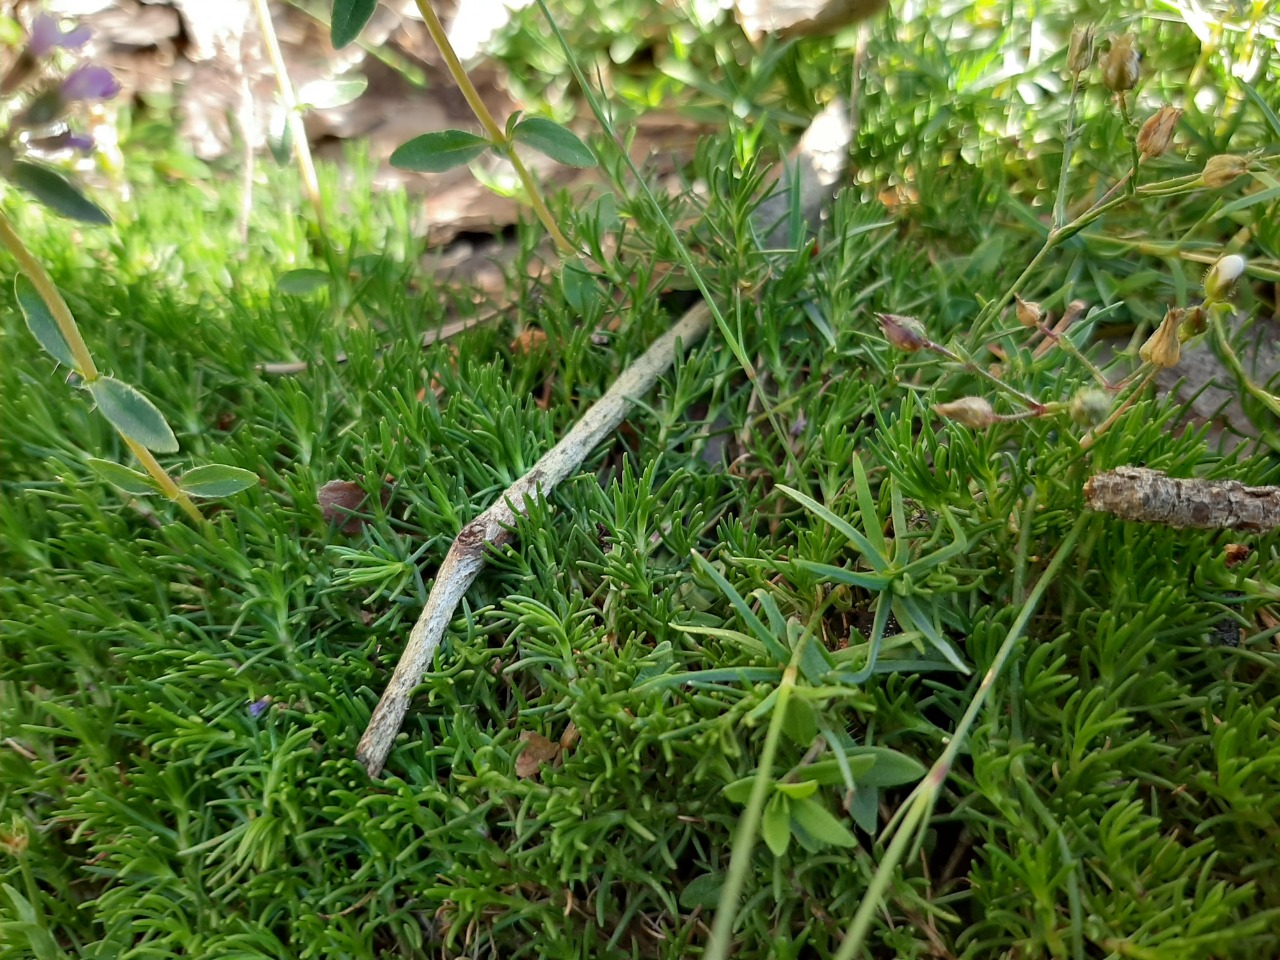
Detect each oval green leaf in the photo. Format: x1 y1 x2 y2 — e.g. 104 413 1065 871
277 268 330 296
774 779 819 800
86 458 159 496
298 76 368 110
87 376 179 453
14 275 76 368
9 161 110 224
179 464 258 498
330 0 376 48
512 117 596 168
761 794 792 857
790 796 858 849
390 130 491 173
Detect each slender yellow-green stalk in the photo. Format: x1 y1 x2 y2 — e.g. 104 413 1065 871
252 0 328 238
410 0 574 257
0 209 203 523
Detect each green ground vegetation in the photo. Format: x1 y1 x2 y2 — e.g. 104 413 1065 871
2 1 1279 958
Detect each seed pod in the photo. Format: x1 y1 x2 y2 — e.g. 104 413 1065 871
878 313 928 353
1136 105 1181 159
1100 34 1140 92
1067 25 1095 75
1138 308 1181 369
934 397 997 428
1177 304 1206 341
1201 154 1250 189
1014 295 1043 328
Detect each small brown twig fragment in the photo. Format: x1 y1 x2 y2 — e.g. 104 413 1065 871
356 302 713 776
1084 467 1280 531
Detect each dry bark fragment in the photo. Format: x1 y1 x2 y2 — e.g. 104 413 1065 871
1083 467 1280 531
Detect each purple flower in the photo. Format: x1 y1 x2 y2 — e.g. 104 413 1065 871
61 64 119 103
27 130 97 154
29 13 91 58
247 697 271 718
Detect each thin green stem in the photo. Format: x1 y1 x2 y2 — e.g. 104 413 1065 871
0 210 203 523
533 0 806 487
1211 306 1280 419
252 0 328 239
832 516 1087 960
1053 74 1082 230
411 0 574 257
930 340 1045 410
704 654 803 960
0 209 98 380
1080 367 1157 450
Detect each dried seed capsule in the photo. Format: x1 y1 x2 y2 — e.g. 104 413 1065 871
1068 25 1095 75
1136 105 1181 159
934 397 997 428
1014 295 1043 328
1100 34 1140 92
1201 154 1250 189
878 313 928 353
1138 308 1181 368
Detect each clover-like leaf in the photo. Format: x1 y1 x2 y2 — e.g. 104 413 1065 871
87 376 179 453
179 464 258 498
790 796 858 849
297 76 368 110
512 117 596 168
9 161 110 224
86 458 159 496
276 268 330 296
15 275 76 368
390 130 491 173
330 0 376 48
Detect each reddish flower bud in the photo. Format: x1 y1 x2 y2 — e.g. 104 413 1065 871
1136 105 1181 159
1100 34 1140 92
878 313 929 353
934 397 997 428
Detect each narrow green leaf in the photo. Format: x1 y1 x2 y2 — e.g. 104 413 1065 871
179 464 258 498
14 275 76 368
297 76 368 110
790 796 858 849
893 594 969 673
776 484 889 572
690 552 790 664
790 558 892 591
87 377 179 453
1241 81 1280 140
390 130 491 173
330 0 377 48
86 458 160 496
1 884 62 960
761 794 792 856
8 161 109 224
268 109 293 166
276 268 331 296
512 117 597 168
853 456 888 556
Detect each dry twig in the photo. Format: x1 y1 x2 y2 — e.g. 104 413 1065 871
356 303 713 775
1084 467 1280 531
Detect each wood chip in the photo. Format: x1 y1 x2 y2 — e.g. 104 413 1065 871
1084 467 1280 531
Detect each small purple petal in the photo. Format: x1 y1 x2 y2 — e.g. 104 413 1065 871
27 130 97 154
61 65 119 102
63 131 95 153
248 697 271 718
29 13 91 58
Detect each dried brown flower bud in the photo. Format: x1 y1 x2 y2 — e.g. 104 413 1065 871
878 313 928 353
1100 34 1140 92
1068 388 1111 427
1201 154 1249 189
1014 295 1043 328
1139 308 1181 368
1136 105 1181 159
1068 25 1095 75
934 397 997 428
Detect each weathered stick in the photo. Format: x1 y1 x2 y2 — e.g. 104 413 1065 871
1084 467 1280 531
356 302 713 775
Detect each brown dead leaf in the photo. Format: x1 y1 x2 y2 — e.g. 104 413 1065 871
515 731 560 779
511 328 549 354
317 479 368 534
559 722 580 753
